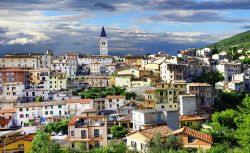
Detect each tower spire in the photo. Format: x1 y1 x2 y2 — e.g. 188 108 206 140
100 26 107 37
100 26 108 56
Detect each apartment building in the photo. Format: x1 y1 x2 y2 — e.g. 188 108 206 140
132 109 179 131
49 72 67 91
65 99 94 116
16 101 66 126
214 62 242 81
187 83 213 113
105 95 126 111
2 82 25 98
68 116 107 150
0 68 28 93
160 62 187 82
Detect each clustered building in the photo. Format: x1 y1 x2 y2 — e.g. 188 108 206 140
1 27 248 152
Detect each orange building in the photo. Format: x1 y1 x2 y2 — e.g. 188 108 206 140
171 126 213 149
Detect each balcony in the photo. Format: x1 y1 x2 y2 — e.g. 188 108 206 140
75 121 105 128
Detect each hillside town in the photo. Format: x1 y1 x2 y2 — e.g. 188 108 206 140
0 27 249 153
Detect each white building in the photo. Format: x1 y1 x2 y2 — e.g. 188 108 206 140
160 62 187 82
105 95 126 111
2 82 25 98
65 99 94 116
132 109 179 131
22 89 50 102
196 48 211 57
214 63 242 81
16 101 66 126
178 94 196 115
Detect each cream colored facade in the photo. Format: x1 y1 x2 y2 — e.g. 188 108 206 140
0 57 41 69
49 72 67 91
68 116 108 150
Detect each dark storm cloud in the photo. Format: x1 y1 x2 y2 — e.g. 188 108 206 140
94 2 117 11
0 26 9 34
143 10 250 23
148 0 250 10
242 25 250 29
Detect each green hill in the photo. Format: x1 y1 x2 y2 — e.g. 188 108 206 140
207 30 250 52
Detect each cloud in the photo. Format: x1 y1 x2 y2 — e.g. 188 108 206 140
94 2 116 11
241 25 250 29
140 10 250 23
146 0 250 10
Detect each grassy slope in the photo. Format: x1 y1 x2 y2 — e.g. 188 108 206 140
207 30 250 51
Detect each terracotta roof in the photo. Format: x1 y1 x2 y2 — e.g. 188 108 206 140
117 115 131 122
65 99 93 104
0 134 34 147
171 126 213 144
68 116 106 125
127 125 172 140
187 83 211 87
0 68 25 72
105 95 125 99
0 119 11 126
145 89 155 93
179 114 210 122
0 109 16 113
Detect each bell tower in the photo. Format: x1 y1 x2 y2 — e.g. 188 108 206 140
100 26 108 56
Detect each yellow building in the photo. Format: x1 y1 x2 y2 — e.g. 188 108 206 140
50 72 67 91
144 63 160 71
0 134 34 153
141 89 155 109
124 56 143 67
156 80 187 94
179 114 210 128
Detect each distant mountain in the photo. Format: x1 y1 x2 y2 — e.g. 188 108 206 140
207 30 250 51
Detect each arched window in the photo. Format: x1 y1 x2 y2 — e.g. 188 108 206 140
102 41 105 45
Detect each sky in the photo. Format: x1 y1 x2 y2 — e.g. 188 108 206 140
0 0 250 56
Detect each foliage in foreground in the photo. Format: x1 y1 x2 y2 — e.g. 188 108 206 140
110 125 128 138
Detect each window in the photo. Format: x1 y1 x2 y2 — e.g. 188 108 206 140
58 105 62 108
50 111 53 114
131 141 137 148
26 108 29 111
109 99 112 103
51 105 53 109
94 141 100 147
59 111 61 115
18 144 24 148
81 130 86 138
25 114 29 118
72 142 75 148
94 129 100 137
71 131 74 136
19 108 23 112
188 136 196 143
19 114 24 118
117 99 119 102
45 111 48 115
169 91 172 95
117 104 119 107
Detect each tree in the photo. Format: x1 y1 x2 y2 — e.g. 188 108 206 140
214 91 246 112
212 45 218 55
45 119 69 134
164 135 183 151
123 91 136 100
212 109 239 129
110 125 128 139
235 95 250 147
193 71 224 86
30 130 61 153
147 133 183 153
35 96 44 102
